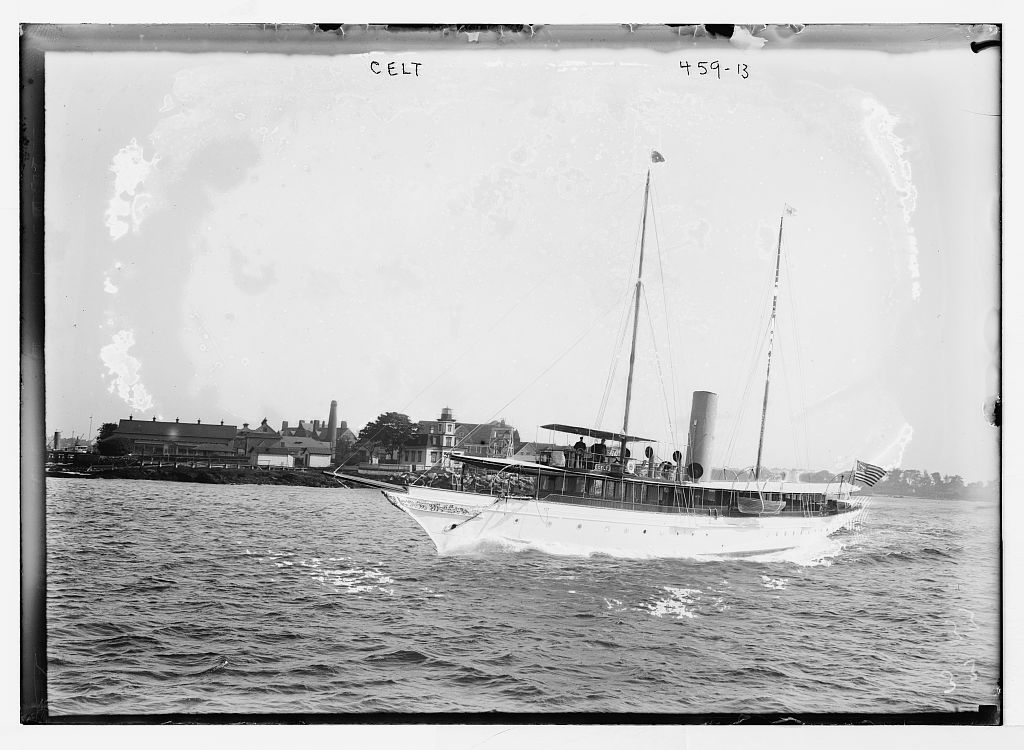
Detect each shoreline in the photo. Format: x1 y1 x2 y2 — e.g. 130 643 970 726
47 465 356 488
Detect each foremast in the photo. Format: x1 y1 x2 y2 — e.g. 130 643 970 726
619 167 653 464
754 206 793 481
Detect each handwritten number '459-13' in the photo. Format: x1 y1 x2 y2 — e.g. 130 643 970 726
679 61 748 79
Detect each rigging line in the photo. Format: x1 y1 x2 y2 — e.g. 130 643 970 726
648 184 680 447
414 291 634 483
722 268 776 465
783 252 812 470
595 185 650 428
725 282 776 468
595 281 637 428
722 317 771 467
775 335 800 473
485 297 627 434
595 280 639 428
641 290 677 446
776 278 804 471
354 277 551 454
596 211 645 424
724 275 771 438
403 276 549 409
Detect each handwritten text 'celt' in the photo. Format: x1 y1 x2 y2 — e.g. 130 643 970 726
370 61 423 76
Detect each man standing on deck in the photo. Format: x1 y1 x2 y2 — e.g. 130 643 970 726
592 439 607 467
573 436 587 468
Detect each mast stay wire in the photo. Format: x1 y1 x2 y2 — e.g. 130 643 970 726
595 178 650 429
408 291 630 484
782 250 812 472
594 280 638 429
648 183 681 449
721 264 777 469
353 276 551 460
641 291 677 449
721 314 771 469
368 180 647 470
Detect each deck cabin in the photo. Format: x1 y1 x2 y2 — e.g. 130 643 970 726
454 451 856 519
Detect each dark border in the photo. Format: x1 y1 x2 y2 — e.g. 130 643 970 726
20 22 1003 727
34 706 1001 725
20 25 48 725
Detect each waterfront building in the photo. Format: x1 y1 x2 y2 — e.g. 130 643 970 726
401 408 518 469
107 416 237 458
235 418 282 465
276 436 333 468
106 411 334 468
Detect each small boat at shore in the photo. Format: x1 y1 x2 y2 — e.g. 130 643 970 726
45 465 93 478
340 153 878 558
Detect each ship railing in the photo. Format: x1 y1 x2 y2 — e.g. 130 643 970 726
544 493 694 515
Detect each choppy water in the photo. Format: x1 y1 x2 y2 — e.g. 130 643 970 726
45 479 1000 716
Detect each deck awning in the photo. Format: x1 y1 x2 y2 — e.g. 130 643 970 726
451 452 582 477
539 424 654 443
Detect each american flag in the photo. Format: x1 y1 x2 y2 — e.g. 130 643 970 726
854 460 887 487
651 150 666 163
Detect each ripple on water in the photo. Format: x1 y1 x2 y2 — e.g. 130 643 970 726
45 481 1001 716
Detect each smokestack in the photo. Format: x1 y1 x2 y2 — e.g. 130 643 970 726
53 431 61 450
327 400 338 449
684 391 718 482
313 419 320 432
282 420 289 433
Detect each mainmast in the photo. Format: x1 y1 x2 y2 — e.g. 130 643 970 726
620 155 660 463
754 206 793 481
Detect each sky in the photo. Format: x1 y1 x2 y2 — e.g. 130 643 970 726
41 26 1000 481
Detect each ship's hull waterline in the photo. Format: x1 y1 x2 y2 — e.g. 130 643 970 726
383 487 867 558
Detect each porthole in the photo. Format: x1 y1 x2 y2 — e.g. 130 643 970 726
643 529 647 534
577 524 582 530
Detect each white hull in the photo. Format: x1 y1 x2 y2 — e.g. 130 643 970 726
383 487 867 559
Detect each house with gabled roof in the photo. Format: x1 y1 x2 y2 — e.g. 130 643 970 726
402 407 518 469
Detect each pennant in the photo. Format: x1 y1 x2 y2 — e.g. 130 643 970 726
785 204 797 216
651 150 666 163
854 460 886 487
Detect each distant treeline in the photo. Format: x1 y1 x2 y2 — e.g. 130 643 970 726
800 467 997 500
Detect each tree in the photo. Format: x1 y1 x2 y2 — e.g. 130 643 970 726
97 422 118 442
96 421 129 456
357 412 414 462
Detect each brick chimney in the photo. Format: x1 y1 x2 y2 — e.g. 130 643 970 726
327 400 338 450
